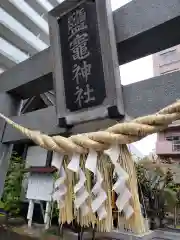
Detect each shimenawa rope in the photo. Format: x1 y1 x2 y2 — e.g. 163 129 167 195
0 100 180 153
2 100 178 234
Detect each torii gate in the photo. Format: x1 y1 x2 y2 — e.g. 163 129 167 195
0 0 180 239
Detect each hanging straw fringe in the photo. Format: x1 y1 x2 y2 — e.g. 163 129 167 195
0 100 180 153
1 100 180 234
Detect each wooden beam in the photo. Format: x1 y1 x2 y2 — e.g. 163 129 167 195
3 70 180 143
114 0 180 64
0 48 53 99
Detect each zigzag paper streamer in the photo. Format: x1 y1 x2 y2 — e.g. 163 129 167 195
85 149 107 220
67 153 89 216
104 145 134 219
52 152 67 208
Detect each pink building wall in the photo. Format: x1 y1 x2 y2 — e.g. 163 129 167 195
156 128 180 156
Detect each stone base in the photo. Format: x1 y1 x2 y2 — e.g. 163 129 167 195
95 230 154 240
62 229 154 240
155 229 180 240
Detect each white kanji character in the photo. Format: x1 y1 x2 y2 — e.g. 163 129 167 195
68 8 86 29
74 86 84 108
77 8 86 24
68 8 87 38
72 61 91 84
74 84 95 108
70 33 90 60
84 84 95 104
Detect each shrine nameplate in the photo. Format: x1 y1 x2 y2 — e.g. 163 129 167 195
58 2 106 112
49 0 124 126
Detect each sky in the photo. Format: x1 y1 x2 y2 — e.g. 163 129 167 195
111 0 157 156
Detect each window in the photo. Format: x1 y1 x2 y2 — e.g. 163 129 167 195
166 136 173 141
173 140 180 152
160 68 179 75
166 136 180 141
162 48 176 54
166 136 180 152
160 49 176 58
159 49 180 65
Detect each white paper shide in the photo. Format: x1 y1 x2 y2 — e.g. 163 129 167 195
104 145 134 219
85 149 107 220
51 145 134 221
52 152 67 208
67 153 89 216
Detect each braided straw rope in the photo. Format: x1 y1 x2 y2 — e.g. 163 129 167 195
1 100 180 154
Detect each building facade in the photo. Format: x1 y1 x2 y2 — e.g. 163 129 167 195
156 122 180 183
156 122 180 159
153 45 180 76
154 45 180 161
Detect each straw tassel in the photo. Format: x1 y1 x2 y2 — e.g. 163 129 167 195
67 153 90 216
104 145 134 219
85 149 107 220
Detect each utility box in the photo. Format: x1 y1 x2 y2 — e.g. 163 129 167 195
48 0 124 127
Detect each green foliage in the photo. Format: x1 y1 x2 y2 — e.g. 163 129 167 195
165 170 174 184
163 188 177 207
136 161 178 228
1 151 25 217
0 201 4 209
52 202 59 219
